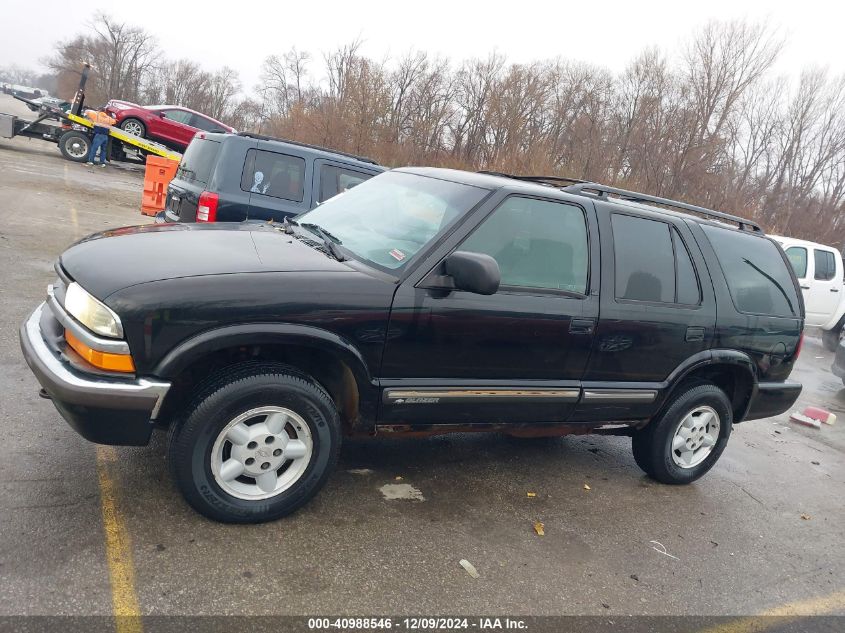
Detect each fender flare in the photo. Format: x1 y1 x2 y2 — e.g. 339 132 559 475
659 349 758 419
152 322 376 392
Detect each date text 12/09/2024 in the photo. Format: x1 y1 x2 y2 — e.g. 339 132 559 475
307 618 528 630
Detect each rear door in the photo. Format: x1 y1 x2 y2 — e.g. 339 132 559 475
312 159 378 204
243 145 309 221
577 207 716 420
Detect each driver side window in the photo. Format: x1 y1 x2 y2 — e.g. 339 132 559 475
460 196 589 294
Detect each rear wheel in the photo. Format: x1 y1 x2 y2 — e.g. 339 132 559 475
120 117 146 138
632 382 732 484
167 362 341 523
58 130 91 162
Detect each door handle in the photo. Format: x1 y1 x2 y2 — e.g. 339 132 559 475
800 286 810 290
832 288 840 293
570 318 595 335
685 327 705 342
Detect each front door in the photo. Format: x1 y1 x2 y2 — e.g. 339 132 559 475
806 248 840 325
380 194 600 425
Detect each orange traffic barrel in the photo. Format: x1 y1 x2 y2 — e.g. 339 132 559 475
140 155 179 216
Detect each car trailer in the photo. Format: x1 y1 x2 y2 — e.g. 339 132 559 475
0 64 180 164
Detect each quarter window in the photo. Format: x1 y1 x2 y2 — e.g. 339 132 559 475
702 226 799 318
814 249 836 281
318 165 374 202
785 247 808 278
240 149 306 202
460 196 589 293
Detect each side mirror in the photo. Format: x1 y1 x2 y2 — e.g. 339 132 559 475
444 251 500 295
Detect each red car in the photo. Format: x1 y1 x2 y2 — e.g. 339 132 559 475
104 100 236 151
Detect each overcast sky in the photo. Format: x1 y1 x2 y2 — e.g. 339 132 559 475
3 0 844 92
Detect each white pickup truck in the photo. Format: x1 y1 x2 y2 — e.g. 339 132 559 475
773 236 845 351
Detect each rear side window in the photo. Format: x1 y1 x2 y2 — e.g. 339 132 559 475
814 249 836 281
241 149 306 202
161 109 193 124
612 214 698 304
190 114 225 133
702 226 799 318
318 165 374 202
175 138 220 186
785 247 808 278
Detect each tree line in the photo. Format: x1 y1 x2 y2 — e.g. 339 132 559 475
10 14 845 245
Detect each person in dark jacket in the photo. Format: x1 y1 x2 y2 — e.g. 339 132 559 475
84 107 116 167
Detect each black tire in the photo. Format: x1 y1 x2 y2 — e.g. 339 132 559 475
120 117 146 138
822 327 841 353
167 362 341 523
58 130 91 162
631 382 732 485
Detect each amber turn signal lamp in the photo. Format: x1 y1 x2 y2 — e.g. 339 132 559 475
65 331 135 373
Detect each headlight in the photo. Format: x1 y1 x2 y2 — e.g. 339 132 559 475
64 282 124 339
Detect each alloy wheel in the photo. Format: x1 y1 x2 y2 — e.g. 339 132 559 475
671 405 720 469
210 406 313 500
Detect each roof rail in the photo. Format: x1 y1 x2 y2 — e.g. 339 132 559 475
478 170 589 187
237 132 380 166
563 183 762 232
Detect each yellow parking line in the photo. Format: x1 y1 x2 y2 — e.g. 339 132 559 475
96 446 143 633
699 588 845 633
761 588 845 616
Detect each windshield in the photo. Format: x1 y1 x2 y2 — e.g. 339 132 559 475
296 171 489 270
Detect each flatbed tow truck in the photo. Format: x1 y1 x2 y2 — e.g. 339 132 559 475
0 64 180 164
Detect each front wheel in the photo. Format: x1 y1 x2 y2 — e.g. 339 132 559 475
167 362 341 523
120 117 146 138
632 382 732 484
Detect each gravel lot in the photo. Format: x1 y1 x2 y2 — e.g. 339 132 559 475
0 93 843 620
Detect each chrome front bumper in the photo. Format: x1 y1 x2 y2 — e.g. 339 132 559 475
20 302 172 445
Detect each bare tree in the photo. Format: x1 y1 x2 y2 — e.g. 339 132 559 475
47 14 845 245
47 13 158 105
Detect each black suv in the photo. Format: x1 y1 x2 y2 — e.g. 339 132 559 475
20 168 804 523
161 132 384 223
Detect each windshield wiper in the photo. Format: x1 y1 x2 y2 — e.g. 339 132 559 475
742 258 795 315
300 222 348 261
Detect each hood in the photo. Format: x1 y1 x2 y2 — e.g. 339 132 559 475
60 223 355 298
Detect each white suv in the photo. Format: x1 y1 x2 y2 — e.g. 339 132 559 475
773 236 845 350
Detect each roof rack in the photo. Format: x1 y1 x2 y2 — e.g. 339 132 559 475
478 170 589 187
237 132 380 166
562 182 762 232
